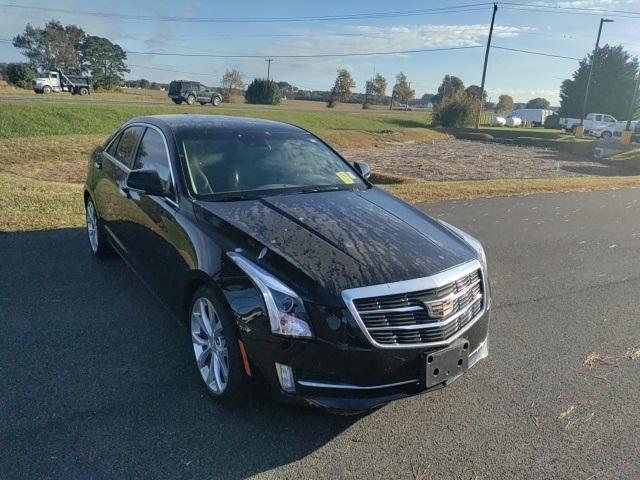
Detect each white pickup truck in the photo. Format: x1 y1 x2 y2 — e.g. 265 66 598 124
559 113 617 135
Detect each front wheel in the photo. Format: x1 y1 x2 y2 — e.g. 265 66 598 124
85 198 111 258
601 131 612 138
186 95 196 105
42 85 52 94
79 87 89 96
189 286 250 403
212 95 221 106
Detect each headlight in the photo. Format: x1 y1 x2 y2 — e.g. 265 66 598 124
227 252 313 338
437 219 487 272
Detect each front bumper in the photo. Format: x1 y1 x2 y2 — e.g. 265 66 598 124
243 308 490 413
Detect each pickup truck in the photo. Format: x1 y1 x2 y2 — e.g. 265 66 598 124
559 113 617 135
32 70 91 95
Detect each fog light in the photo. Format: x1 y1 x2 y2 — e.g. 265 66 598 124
275 363 295 393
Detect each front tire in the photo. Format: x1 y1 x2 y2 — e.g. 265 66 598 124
601 131 612 138
186 95 196 105
212 95 221 106
189 286 250 403
43 85 52 94
79 87 89 96
85 198 111 258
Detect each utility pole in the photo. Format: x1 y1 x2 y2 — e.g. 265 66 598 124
475 3 498 129
265 58 273 81
580 18 614 128
622 72 640 143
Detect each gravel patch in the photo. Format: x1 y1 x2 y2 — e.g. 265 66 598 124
342 138 630 180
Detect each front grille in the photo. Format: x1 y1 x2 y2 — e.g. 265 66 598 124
349 267 484 347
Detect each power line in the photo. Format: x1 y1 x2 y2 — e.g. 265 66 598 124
0 2 493 23
493 45 581 61
501 5 640 19
126 45 483 59
501 1 640 17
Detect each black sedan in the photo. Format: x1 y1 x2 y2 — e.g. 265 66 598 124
84 114 490 412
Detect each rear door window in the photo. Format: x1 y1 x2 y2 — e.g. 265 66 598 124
595 115 602 121
133 128 174 196
114 126 144 167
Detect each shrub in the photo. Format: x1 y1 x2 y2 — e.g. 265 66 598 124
432 93 479 128
544 114 560 129
245 78 281 105
5 63 37 89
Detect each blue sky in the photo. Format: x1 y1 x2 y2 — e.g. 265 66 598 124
1 0 640 104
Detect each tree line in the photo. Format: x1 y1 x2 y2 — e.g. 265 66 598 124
5 20 128 89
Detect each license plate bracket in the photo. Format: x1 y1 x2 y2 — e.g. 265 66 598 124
421 338 470 388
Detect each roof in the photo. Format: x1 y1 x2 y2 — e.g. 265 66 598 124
130 114 305 135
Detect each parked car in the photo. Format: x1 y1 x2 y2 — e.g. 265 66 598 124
490 116 506 127
506 108 554 127
168 80 222 106
506 116 522 127
83 115 491 412
32 69 91 95
559 113 617 134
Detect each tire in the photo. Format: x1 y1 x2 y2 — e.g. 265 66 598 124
85 197 112 258
189 285 251 403
186 95 196 105
79 87 89 96
601 131 612 138
212 95 221 106
173 99 182 105
43 85 52 94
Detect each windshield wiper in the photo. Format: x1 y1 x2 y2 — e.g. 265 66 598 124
297 186 343 194
208 193 257 202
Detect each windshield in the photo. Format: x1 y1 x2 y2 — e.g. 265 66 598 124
181 129 365 199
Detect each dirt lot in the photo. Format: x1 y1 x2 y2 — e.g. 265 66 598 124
341 137 634 180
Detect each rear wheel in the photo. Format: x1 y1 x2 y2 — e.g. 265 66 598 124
601 131 612 138
212 95 221 106
186 94 196 105
189 286 250 403
85 198 111 258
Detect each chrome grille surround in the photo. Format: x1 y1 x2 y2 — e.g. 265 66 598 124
342 260 487 349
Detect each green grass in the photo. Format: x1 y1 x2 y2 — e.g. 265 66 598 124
0 101 429 138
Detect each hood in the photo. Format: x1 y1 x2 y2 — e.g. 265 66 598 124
196 187 477 296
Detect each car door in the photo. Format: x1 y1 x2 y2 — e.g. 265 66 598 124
195 83 209 103
94 125 144 257
122 125 192 299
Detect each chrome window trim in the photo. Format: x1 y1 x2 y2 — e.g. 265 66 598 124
341 259 488 349
104 122 179 206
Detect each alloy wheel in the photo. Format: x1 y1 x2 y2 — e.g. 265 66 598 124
191 297 229 394
86 200 99 253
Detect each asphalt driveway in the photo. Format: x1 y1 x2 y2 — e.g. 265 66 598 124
1 189 639 479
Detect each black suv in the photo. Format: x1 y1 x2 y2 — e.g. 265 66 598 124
168 80 223 106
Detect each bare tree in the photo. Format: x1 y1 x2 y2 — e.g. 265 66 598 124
220 68 244 101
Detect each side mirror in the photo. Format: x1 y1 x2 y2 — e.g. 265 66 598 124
354 161 371 180
126 169 167 196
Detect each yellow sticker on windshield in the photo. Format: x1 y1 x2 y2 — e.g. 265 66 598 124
336 171 355 184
